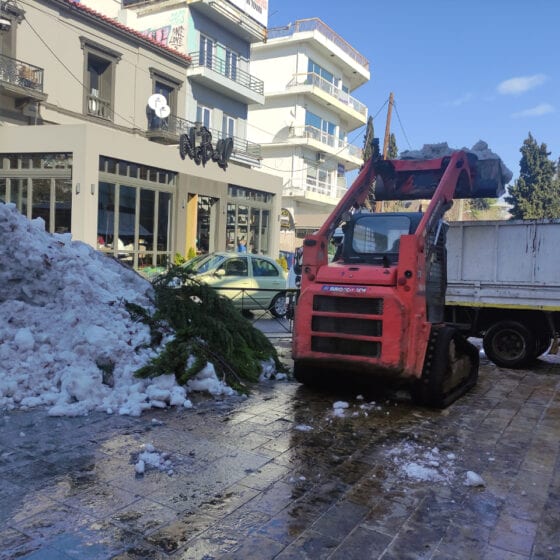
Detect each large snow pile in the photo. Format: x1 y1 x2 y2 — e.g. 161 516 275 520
0 203 233 416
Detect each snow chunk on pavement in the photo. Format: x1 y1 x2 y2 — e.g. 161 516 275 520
465 470 486 487
386 442 456 483
294 424 314 432
187 362 236 396
403 462 444 482
134 444 173 476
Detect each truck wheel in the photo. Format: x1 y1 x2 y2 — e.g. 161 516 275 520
412 326 479 408
482 321 534 368
269 293 287 318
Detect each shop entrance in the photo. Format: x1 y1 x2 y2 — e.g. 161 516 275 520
196 195 218 254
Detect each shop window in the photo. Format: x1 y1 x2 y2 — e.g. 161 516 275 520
225 184 274 255
197 196 218 254
0 153 72 234
97 157 175 269
54 179 72 233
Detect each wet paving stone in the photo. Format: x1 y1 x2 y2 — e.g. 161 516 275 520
145 512 217 554
0 353 559 558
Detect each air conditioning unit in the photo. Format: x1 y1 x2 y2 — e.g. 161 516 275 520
316 152 326 163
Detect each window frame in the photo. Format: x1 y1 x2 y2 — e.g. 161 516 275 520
80 37 122 121
196 104 212 129
149 67 182 116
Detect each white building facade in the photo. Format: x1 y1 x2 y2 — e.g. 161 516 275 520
248 18 370 251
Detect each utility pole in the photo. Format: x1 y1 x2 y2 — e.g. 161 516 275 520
382 92 394 159
376 92 394 212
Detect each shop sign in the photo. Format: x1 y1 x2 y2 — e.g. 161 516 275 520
179 127 234 170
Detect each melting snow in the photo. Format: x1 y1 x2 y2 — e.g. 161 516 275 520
0 203 277 417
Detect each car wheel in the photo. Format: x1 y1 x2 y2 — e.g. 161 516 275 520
270 292 287 318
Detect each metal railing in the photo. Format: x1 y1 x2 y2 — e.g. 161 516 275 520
287 72 367 117
188 51 264 95
285 178 339 200
267 19 370 71
290 125 362 158
202 285 297 336
148 113 261 160
0 54 44 92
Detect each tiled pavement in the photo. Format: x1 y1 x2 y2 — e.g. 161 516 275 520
0 345 559 559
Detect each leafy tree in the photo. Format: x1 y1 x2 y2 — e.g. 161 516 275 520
505 133 560 219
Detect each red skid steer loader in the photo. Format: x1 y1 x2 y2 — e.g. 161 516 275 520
292 146 507 407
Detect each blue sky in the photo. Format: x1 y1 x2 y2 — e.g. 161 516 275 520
268 0 559 183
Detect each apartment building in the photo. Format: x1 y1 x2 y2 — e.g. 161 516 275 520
248 18 370 249
0 0 282 271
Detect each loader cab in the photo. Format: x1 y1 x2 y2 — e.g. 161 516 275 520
340 212 423 266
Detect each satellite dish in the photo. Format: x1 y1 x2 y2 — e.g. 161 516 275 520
148 93 167 110
155 104 171 118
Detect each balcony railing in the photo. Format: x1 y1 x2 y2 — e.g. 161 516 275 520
188 51 264 96
148 113 261 160
0 54 44 93
87 94 112 120
287 72 367 117
285 178 341 200
290 125 362 159
267 19 370 71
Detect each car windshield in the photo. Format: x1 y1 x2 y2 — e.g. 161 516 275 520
183 254 226 274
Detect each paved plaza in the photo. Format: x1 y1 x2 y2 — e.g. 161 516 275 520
0 343 559 559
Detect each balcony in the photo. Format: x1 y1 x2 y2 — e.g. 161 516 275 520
86 94 112 120
284 72 367 129
284 177 346 206
186 0 267 43
266 19 370 88
285 125 363 167
187 51 264 105
147 113 262 167
0 54 48 104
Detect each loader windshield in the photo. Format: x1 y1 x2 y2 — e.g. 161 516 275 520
352 215 410 253
342 212 422 264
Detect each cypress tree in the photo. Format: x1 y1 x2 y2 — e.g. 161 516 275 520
506 133 560 219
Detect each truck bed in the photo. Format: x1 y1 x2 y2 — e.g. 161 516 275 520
446 219 560 311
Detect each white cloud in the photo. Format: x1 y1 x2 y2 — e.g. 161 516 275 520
497 74 548 95
446 92 473 107
511 103 555 118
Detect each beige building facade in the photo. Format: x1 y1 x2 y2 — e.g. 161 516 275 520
0 0 282 271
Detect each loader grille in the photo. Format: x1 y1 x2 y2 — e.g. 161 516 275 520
312 316 382 337
313 296 383 314
311 336 381 357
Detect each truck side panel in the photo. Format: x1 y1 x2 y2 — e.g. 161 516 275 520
446 220 560 310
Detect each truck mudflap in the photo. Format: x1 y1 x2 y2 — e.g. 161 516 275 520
411 325 479 408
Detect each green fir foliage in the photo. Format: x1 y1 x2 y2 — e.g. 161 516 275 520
506 133 560 219
387 133 399 159
132 266 284 393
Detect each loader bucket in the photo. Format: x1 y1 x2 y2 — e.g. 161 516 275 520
372 154 506 201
